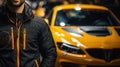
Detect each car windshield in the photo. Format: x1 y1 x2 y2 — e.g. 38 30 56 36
55 9 120 26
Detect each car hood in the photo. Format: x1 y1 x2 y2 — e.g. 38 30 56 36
51 26 120 48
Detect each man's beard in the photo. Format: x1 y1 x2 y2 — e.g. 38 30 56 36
7 0 25 7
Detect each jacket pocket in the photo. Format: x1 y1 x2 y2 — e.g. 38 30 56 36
34 59 40 67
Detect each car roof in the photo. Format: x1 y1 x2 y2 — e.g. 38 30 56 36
53 4 109 11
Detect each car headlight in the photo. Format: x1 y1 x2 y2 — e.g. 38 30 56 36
57 42 85 55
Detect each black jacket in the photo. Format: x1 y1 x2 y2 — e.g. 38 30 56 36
0 3 57 67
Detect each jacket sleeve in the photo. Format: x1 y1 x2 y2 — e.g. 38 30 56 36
38 19 57 67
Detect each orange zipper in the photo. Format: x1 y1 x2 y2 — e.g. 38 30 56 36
16 14 20 67
16 28 20 67
11 27 15 49
23 28 26 50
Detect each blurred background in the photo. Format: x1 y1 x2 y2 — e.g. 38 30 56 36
26 0 120 19
0 0 120 19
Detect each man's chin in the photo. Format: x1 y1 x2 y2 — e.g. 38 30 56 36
12 3 24 7
7 1 24 7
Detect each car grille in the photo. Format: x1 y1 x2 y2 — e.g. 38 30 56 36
86 48 120 62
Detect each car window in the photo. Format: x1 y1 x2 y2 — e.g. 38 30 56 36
55 9 120 26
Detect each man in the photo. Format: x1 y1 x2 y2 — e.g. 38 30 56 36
0 0 57 67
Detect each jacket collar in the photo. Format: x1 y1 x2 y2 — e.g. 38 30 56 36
1 2 34 23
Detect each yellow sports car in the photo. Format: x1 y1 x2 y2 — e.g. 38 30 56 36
45 4 120 67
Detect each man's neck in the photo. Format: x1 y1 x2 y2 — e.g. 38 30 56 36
7 3 25 13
